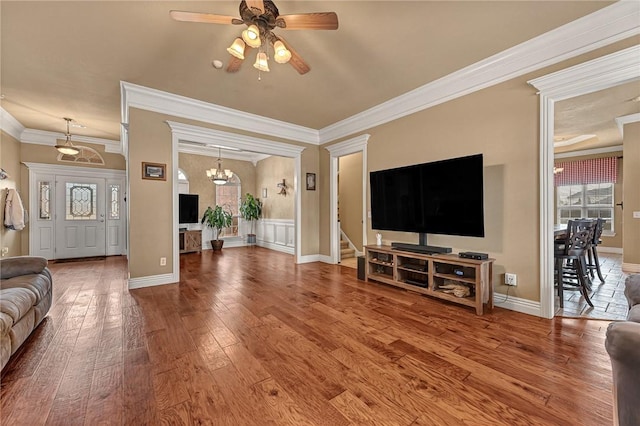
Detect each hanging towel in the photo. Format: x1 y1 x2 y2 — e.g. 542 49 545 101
4 188 25 231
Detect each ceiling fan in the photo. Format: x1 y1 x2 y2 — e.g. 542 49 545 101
170 0 338 75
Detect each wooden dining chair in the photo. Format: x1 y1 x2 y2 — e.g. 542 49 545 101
555 219 596 308
586 218 606 282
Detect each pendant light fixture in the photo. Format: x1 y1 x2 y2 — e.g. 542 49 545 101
55 117 80 156
206 147 233 185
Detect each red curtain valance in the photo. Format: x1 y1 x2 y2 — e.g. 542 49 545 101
554 156 618 186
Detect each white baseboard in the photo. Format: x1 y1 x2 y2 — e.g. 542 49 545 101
297 254 333 264
598 246 623 254
493 293 542 317
622 263 640 273
129 272 178 289
257 240 294 255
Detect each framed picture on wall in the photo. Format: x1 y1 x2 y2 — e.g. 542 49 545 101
306 173 316 191
142 162 166 181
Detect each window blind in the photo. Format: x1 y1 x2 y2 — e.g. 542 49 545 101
554 157 618 186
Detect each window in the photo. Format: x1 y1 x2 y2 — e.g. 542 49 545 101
215 175 241 237
65 183 97 220
39 181 51 220
109 184 120 220
57 146 105 165
557 183 614 232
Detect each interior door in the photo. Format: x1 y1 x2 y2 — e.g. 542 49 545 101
55 176 106 259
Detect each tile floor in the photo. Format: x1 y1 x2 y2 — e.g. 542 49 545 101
555 252 629 321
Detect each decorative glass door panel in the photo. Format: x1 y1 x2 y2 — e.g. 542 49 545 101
55 177 106 259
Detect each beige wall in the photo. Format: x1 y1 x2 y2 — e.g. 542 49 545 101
179 152 256 219
318 39 639 302
623 121 640 266
128 108 174 279
256 156 294 219
554 153 623 249
338 152 363 251
0 131 23 257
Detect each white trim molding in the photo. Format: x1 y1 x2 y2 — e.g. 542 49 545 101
121 81 319 145
326 134 370 264
129 273 178 290
529 43 640 319
257 219 295 255
554 145 623 159
615 112 640 137
20 128 122 154
320 2 640 143
623 263 640 273
493 294 542 318
0 107 25 140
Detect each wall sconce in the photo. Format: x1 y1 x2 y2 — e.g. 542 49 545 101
262 187 268 198
277 179 287 196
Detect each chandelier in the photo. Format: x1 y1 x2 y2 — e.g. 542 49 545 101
55 117 80 156
206 147 233 185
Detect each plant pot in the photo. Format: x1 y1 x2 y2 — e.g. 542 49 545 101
247 234 257 244
211 239 224 251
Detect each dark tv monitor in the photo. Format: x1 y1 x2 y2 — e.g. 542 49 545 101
179 194 199 224
370 154 485 242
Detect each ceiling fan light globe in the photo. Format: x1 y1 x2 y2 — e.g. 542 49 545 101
242 25 261 48
253 52 270 72
273 41 291 64
213 177 228 185
226 38 246 60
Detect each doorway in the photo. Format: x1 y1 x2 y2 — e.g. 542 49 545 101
327 134 369 264
26 163 126 260
528 45 639 319
337 152 364 265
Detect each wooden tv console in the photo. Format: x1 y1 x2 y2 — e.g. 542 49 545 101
364 245 494 315
179 229 202 254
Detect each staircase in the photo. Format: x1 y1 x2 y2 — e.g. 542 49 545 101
340 237 356 260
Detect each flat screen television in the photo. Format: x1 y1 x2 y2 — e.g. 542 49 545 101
179 194 199 224
370 154 484 248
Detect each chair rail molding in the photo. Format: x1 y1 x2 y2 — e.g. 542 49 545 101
529 44 640 319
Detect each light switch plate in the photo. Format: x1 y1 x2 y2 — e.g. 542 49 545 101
634 211 640 219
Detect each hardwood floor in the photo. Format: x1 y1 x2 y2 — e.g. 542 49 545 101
1 247 616 425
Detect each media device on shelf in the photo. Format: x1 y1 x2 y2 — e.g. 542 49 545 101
370 154 484 254
178 193 199 225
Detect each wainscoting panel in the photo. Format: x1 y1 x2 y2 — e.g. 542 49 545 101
257 219 295 255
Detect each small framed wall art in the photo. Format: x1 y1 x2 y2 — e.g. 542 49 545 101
142 162 166 181
306 173 316 191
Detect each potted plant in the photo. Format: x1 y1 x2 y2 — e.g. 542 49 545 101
239 193 262 244
201 205 233 250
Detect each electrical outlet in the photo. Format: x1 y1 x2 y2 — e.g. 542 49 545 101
160 257 166 266
1 247 8 257
505 273 517 286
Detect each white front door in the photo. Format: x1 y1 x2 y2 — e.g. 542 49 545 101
55 176 106 259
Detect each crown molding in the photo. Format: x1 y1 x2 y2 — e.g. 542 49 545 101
554 145 623 159
20 128 122 154
529 45 640 100
166 121 305 158
615 112 640 137
319 1 640 143
178 142 270 164
0 107 25 140
324 134 370 156
122 81 319 145
553 134 597 148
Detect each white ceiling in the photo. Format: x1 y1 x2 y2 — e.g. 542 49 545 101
1 1 634 152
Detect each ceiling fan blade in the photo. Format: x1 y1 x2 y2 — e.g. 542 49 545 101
276 12 338 30
245 0 265 14
226 55 244 73
278 37 310 75
170 10 241 25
